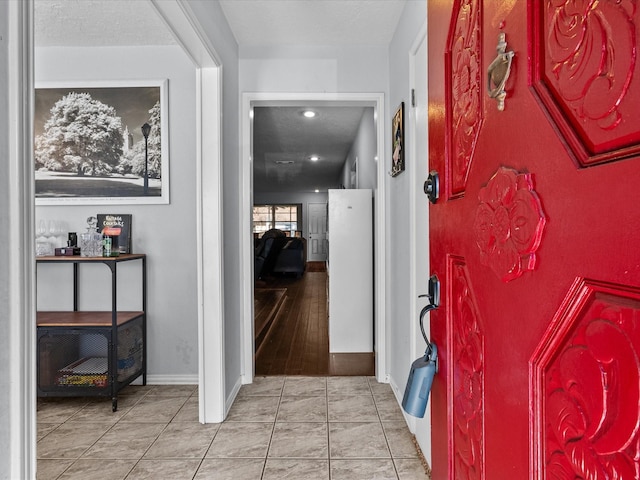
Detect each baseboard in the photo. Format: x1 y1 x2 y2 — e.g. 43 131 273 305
130 374 199 385
389 374 414 427
388 375 404 404
225 376 243 417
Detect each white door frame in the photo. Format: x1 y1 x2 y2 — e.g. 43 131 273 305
240 92 388 383
148 0 226 424
8 0 36 477
408 23 431 459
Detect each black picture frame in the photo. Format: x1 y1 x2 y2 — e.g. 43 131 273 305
391 102 405 177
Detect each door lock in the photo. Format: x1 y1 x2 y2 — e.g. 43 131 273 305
424 171 440 204
419 274 440 312
418 274 440 344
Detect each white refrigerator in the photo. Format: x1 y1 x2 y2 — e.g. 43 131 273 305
327 189 373 353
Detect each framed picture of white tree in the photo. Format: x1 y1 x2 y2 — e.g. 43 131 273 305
34 80 169 205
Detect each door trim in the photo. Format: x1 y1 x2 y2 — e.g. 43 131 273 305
240 92 387 383
8 0 36 477
407 21 430 458
150 0 225 423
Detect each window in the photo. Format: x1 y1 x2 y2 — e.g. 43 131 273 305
253 205 273 234
253 204 300 235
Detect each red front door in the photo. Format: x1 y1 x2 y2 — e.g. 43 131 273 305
428 2 640 479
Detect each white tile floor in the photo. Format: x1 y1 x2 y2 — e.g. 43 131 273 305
37 376 431 479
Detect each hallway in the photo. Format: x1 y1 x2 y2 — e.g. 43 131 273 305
255 270 375 376
37 377 430 479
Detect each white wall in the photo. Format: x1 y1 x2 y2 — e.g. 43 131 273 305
240 45 388 93
239 44 387 225
34 46 200 380
340 108 377 190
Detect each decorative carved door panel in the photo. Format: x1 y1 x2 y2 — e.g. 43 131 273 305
427 2 640 479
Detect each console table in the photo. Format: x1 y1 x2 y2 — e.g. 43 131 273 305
36 254 147 411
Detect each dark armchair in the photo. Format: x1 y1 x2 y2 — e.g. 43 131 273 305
272 237 306 277
254 229 288 281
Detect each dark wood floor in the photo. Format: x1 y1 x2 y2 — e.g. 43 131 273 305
254 267 375 376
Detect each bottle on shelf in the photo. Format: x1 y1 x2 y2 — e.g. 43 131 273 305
79 216 103 257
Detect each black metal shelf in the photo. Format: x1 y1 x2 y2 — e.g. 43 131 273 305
36 254 147 411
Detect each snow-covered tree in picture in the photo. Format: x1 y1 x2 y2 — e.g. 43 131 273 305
123 101 162 179
35 92 123 176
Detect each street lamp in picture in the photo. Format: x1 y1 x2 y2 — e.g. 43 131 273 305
141 122 151 195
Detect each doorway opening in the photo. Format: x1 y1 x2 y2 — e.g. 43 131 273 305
14 1 225 475
31 0 225 445
240 93 387 383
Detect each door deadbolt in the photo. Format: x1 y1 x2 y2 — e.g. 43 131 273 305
424 171 440 204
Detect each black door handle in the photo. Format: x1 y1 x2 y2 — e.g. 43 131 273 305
418 275 440 344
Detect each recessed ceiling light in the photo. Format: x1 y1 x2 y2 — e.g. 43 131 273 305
310 155 319 162
303 110 316 118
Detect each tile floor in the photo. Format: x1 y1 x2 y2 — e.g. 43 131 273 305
37 376 430 480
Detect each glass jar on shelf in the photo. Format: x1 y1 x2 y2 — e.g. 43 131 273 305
36 219 53 256
79 216 103 257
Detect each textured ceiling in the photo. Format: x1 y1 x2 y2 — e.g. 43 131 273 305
34 0 406 193
219 0 407 46
35 0 408 47
253 106 369 193
34 0 176 46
